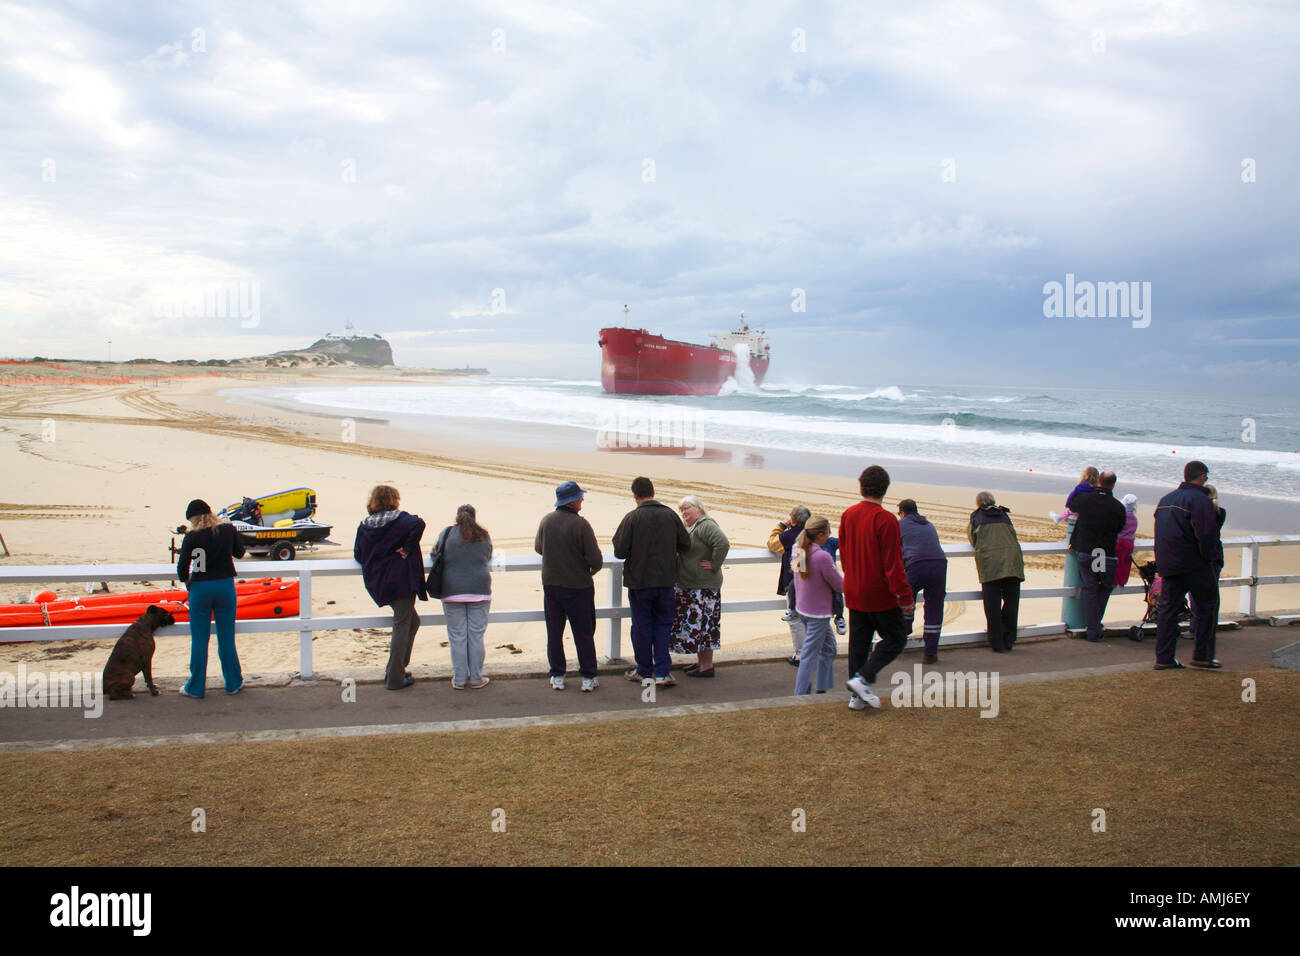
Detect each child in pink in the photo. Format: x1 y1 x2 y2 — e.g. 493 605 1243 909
1114 494 1138 585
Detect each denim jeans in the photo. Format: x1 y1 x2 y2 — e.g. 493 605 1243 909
183 577 241 696
628 586 674 678
794 615 836 694
443 600 489 686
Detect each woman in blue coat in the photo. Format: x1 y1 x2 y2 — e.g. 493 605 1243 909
354 485 427 690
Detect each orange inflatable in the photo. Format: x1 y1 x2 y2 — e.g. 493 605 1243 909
0 578 300 638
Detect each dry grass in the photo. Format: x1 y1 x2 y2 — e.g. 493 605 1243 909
2 669 1297 866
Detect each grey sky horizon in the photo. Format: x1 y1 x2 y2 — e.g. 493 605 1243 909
1 1 1297 395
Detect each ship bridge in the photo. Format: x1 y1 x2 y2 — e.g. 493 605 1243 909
708 313 769 355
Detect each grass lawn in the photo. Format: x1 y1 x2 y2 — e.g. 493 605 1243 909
2 668 1296 866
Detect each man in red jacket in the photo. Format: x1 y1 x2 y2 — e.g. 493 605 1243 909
842 465 915 710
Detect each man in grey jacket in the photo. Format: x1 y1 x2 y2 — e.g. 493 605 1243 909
535 481 604 692
612 476 690 685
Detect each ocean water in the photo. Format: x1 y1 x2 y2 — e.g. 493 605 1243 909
247 378 1300 503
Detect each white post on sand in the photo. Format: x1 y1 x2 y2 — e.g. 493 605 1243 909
606 562 623 661
1238 540 1260 618
298 567 314 679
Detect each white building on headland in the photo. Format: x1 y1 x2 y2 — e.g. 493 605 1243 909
324 320 383 341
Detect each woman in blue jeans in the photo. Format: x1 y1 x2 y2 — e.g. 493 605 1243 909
792 516 845 695
438 504 493 689
176 499 246 697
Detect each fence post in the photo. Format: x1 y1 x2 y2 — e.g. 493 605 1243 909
606 561 624 662
1237 540 1260 618
298 567 314 680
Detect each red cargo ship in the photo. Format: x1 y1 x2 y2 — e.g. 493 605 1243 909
598 309 771 396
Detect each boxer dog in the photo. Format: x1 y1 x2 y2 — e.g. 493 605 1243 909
102 605 175 700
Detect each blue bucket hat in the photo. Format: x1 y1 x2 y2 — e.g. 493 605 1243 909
555 480 585 507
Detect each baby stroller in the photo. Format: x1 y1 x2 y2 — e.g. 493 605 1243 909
1128 560 1191 641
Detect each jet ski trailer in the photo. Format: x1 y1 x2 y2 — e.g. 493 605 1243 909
170 487 334 562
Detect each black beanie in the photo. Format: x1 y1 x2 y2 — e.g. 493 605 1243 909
185 499 212 519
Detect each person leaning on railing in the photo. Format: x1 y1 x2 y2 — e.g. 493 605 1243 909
176 498 247 698
767 504 810 667
1068 472 1127 643
897 498 948 665
967 490 1025 654
535 480 603 692
353 485 427 690
439 504 493 690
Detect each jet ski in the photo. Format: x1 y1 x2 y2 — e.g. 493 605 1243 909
170 487 334 562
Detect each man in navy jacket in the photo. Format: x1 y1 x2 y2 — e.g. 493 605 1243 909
1152 461 1222 669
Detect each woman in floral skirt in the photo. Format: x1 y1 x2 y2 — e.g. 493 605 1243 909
671 495 730 678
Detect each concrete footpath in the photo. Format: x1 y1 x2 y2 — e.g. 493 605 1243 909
1 624 1293 752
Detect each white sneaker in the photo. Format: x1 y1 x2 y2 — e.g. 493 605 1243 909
848 693 866 711
1049 511 1062 523
835 617 847 636
581 677 599 692
550 675 565 691
846 676 881 708
780 609 796 622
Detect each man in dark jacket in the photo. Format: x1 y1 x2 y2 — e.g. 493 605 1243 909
353 485 427 690
1153 460 1222 669
897 499 948 664
1069 471 1128 642
612 476 690 685
535 480 604 692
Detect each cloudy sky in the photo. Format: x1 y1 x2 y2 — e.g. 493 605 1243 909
1 0 1297 392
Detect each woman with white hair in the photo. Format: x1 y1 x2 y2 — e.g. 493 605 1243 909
671 495 730 678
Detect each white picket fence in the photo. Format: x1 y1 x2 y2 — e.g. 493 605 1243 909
1 536 1297 678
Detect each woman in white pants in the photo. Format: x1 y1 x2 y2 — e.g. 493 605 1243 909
438 504 493 689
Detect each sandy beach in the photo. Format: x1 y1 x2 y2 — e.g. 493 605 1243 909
2 365 1297 683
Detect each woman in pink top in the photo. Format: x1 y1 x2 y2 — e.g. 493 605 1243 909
792 516 845 695
1114 494 1139 586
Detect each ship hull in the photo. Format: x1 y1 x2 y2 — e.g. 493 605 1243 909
598 328 769 396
